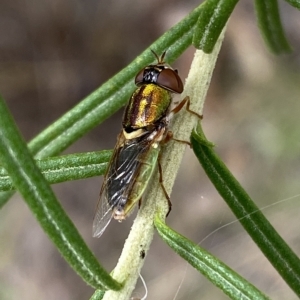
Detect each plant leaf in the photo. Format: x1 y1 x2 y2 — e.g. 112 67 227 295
154 214 269 300
0 151 111 191
190 122 300 297
0 95 121 291
193 0 239 53
254 0 292 53
90 289 105 300
284 0 300 9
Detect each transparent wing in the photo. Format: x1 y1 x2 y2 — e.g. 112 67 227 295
93 131 155 238
92 194 113 238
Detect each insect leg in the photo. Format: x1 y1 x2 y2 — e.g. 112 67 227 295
169 96 203 120
163 130 191 147
157 152 172 216
167 96 203 146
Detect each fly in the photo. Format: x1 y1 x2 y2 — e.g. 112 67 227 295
93 51 187 238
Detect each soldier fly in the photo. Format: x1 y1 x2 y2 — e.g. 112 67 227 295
93 51 196 238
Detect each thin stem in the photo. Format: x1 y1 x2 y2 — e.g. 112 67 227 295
101 27 227 300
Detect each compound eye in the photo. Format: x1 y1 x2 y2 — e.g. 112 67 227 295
135 68 145 86
157 68 183 93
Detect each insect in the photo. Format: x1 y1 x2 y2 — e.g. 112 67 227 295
93 51 193 238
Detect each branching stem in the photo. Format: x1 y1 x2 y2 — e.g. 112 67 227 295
102 28 226 300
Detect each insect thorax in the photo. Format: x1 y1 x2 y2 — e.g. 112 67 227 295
122 83 172 132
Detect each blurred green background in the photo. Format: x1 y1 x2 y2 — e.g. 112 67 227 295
0 1 300 299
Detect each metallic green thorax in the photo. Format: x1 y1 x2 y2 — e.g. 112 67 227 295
122 83 172 131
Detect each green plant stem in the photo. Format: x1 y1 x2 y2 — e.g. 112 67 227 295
98 26 226 300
